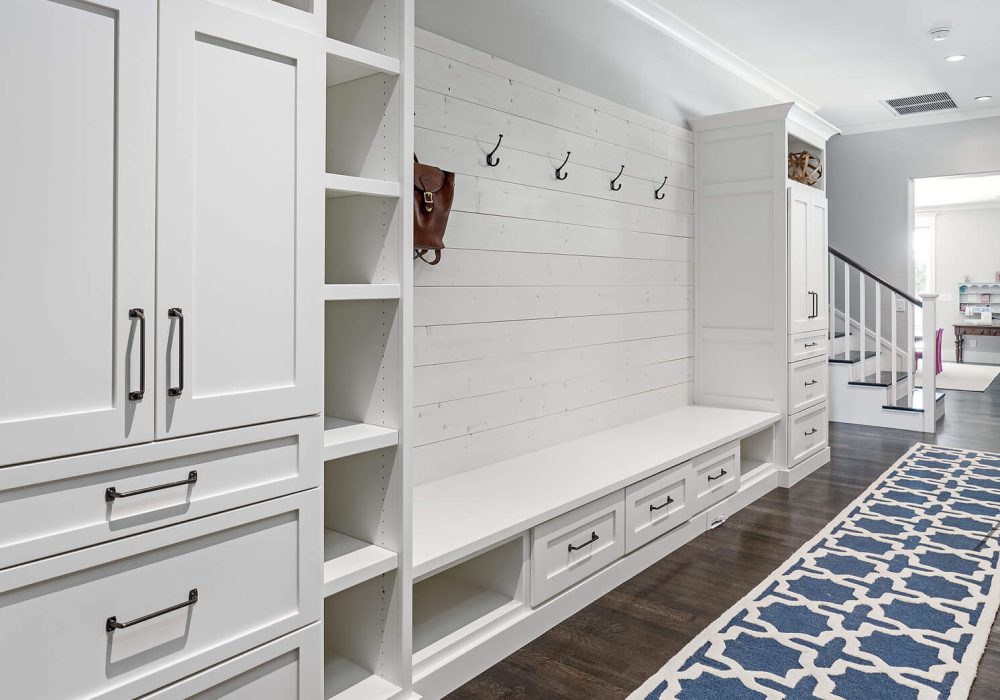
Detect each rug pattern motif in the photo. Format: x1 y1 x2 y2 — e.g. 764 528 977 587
636 444 1000 700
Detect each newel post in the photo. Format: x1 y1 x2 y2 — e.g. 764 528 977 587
920 293 939 433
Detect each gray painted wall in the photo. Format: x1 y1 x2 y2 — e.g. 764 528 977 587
827 117 1000 293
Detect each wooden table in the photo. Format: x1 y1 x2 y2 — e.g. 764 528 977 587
954 322 1000 363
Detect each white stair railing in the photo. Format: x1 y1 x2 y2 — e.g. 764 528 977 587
921 294 939 432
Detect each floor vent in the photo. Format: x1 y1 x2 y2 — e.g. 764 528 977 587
882 92 958 116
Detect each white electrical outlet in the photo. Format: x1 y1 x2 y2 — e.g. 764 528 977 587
896 298 906 312
971 339 978 349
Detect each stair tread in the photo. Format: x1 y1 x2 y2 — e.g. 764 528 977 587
883 389 946 413
849 371 910 388
829 350 876 364
833 331 846 338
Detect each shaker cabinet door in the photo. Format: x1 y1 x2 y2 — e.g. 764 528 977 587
156 0 323 439
808 189 830 331
0 0 156 466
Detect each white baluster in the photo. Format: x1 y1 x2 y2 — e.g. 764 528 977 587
859 275 867 375
844 263 851 359
891 292 898 386
907 303 915 400
829 255 836 339
920 294 939 432
875 284 882 377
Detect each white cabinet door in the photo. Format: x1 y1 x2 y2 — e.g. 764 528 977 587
808 189 830 331
787 184 813 335
0 0 156 466
157 0 323 438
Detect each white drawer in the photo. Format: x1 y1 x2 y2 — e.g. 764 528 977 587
625 462 692 553
530 491 625 606
690 441 740 514
0 417 321 570
788 403 829 466
788 355 829 414
140 624 322 699
0 491 322 700
788 330 828 362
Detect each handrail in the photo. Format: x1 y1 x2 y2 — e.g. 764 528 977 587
828 246 922 308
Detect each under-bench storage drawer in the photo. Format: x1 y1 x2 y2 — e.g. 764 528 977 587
689 441 740 514
140 624 322 699
0 491 321 700
788 402 829 466
625 462 692 553
0 416 320 570
530 491 625 606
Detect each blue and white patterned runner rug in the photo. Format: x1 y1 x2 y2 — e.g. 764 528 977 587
630 443 1000 700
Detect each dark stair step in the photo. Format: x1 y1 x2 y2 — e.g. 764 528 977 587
833 331 847 339
849 371 910 388
829 350 876 364
883 389 946 413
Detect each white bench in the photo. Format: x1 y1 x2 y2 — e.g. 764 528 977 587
411 404 782 697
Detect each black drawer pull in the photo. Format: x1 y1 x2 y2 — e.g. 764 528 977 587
106 589 198 632
568 531 600 552
707 469 728 482
168 307 185 397
804 342 819 348
804 428 819 436
106 471 198 502
650 497 674 512
804 380 819 386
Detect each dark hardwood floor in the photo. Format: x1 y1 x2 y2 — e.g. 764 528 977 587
447 373 1000 699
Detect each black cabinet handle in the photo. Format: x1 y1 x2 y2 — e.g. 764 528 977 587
650 497 674 512
804 428 818 436
168 307 185 397
106 471 198 502
707 469 728 482
804 342 819 348
804 380 819 386
128 309 146 401
807 291 819 319
568 531 600 552
106 589 198 632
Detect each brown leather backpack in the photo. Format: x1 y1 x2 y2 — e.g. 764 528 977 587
413 155 455 265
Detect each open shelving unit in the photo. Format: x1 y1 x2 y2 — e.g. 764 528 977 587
316 0 413 697
739 425 776 487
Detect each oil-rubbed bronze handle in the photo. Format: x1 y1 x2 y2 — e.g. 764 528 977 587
168 307 184 397
804 342 819 348
106 589 198 632
804 380 819 386
805 428 819 436
707 469 728 482
568 531 599 552
106 471 198 502
650 497 675 512
129 309 146 401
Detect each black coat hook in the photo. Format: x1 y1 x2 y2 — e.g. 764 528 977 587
610 165 625 191
555 152 571 180
654 176 668 200
486 134 503 167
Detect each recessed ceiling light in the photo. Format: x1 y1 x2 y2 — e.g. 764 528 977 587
975 95 993 102
945 54 967 62
929 26 951 41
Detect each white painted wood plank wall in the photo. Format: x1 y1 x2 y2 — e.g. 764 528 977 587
413 30 695 485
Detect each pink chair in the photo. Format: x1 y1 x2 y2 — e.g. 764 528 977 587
915 328 944 375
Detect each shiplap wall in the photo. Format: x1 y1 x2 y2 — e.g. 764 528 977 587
413 29 695 486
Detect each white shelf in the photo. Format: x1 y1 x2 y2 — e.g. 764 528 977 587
741 460 775 489
323 530 398 598
324 174 401 199
324 417 398 461
324 656 401 700
412 405 781 580
324 284 401 301
325 38 400 88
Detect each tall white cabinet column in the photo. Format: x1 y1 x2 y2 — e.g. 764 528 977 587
691 104 839 484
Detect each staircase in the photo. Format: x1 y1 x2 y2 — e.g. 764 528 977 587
827 248 944 432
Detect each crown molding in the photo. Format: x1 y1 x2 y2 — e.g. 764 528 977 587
839 106 1000 135
610 0 820 113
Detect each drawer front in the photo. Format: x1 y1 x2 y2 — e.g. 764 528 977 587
0 417 321 570
625 462 692 553
788 356 829 414
788 330 828 362
140 624 322 699
788 403 829 466
690 441 740 514
0 491 322 700
530 491 625 606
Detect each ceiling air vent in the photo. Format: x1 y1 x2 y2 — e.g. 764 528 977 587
882 92 958 116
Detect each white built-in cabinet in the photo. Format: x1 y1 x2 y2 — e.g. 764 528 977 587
691 104 838 482
0 0 157 466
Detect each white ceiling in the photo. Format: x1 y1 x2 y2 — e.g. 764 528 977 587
915 173 1000 209
650 0 1000 133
